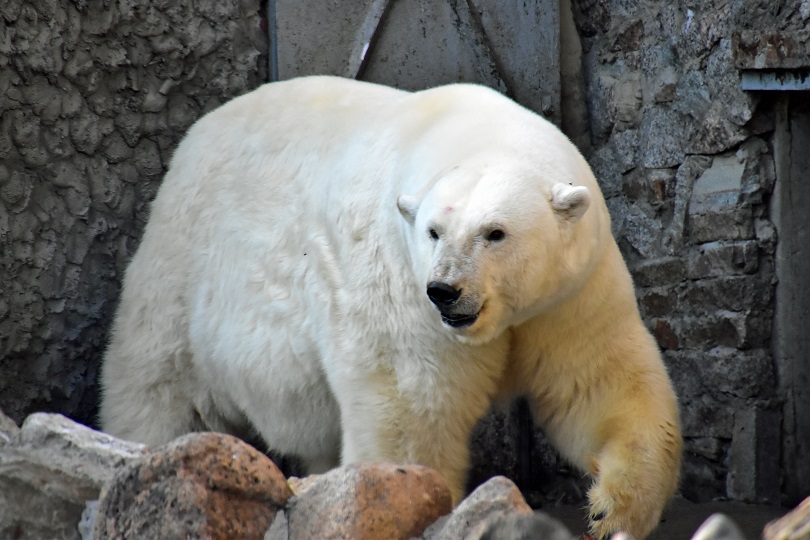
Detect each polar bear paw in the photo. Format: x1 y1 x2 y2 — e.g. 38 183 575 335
586 475 663 540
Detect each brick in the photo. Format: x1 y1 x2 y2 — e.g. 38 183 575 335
681 276 774 313
686 241 759 279
685 437 725 461
668 345 775 420
677 312 770 350
664 350 704 399
704 347 776 399
688 205 755 244
651 318 680 350
691 154 744 201
681 396 734 439
638 285 678 318
630 256 686 287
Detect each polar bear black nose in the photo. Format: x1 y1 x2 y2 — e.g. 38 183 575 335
427 281 461 307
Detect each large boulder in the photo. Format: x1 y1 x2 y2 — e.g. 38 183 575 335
94 432 290 539
0 413 146 539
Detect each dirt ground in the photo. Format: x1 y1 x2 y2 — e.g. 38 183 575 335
543 497 789 539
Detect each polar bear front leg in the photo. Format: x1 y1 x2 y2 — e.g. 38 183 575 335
529 377 681 539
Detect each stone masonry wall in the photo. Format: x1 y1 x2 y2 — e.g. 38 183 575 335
569 0 794 503
0 0 266 426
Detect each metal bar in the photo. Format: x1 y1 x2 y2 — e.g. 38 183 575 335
741 69 810 91
347 0 391 79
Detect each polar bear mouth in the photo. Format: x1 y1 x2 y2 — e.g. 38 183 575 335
440 310 480 328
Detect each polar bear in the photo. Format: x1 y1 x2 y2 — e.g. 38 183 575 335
101 76 681 539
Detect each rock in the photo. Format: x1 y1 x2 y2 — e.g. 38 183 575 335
587 73 618 143
0 413 147 540
479 512 574 540
570 0 608 37
423 476 532 540
608 533 634 540
79 500 99 540
286 474 322 496
264 509 289 540
662 155 712 253
611 128 640 174
690 513 745 540
763 495 810 540
15 413 148 483
687 153 756 244
276 462 451 540
94 432 290 540
619 202 664 259
0 408 19 446
640 106 691 169
589 145 623 198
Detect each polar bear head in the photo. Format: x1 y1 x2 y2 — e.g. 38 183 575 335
394 98 606 344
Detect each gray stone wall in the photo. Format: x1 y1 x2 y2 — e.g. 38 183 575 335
0 0 266 426
569 0 798 503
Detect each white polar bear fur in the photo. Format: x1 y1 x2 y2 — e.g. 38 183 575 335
101 76 681 539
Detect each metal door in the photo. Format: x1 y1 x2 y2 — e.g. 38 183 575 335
271 0 560 124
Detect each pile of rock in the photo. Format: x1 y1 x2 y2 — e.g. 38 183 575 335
1 410 807 540
0 411 562 540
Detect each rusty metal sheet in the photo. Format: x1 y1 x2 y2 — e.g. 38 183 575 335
732 30 810 70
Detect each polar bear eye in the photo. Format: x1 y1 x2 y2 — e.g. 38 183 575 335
429 228 439 241
486 229 506 242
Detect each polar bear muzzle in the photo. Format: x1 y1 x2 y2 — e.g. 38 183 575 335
426 281 461 307
426 281 481 328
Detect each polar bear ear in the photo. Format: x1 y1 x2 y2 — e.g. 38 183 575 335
551 183 591 223
397 195 419 225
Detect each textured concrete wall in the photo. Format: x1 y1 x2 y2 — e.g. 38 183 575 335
566 0 809 503
0 0 266 426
